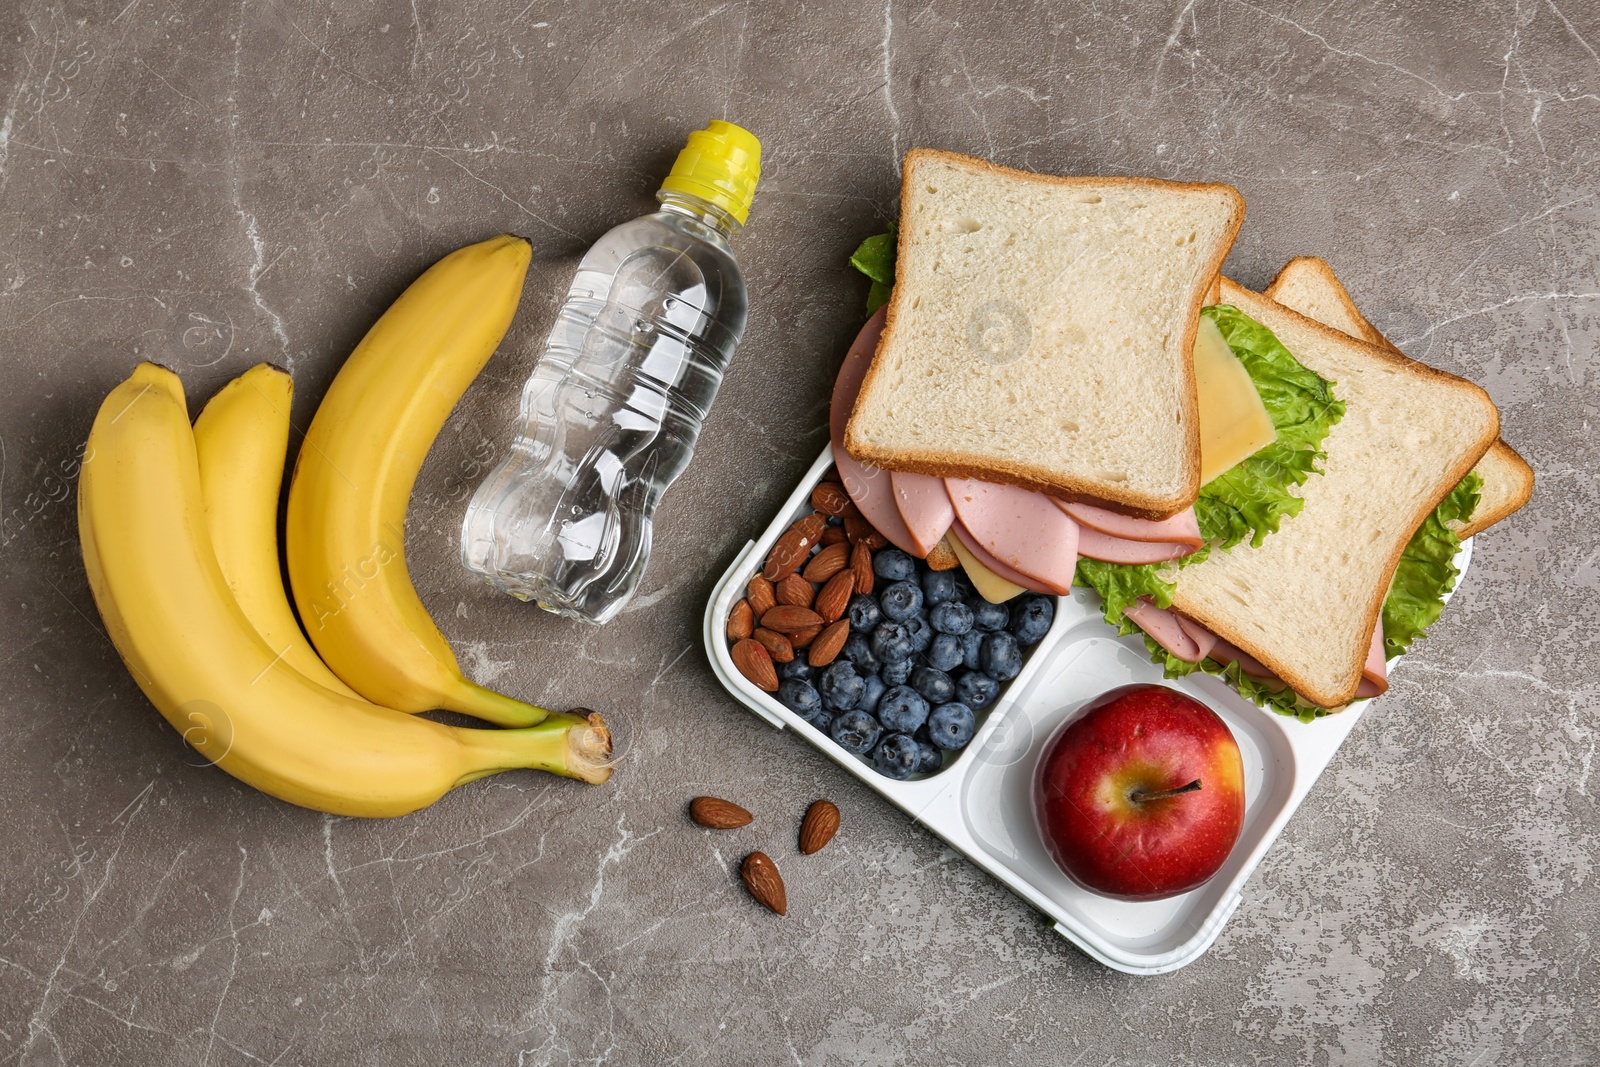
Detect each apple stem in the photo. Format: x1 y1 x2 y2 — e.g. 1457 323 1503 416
1132 779 1202 803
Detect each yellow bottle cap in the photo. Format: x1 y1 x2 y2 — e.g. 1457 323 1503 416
659 120 761 226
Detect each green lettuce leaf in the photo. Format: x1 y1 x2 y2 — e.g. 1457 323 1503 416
1194 305 1346 550
1381 471 1481 660
1074 558 1175 631
849 225 897 312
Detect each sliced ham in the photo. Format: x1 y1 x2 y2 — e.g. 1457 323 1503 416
1076 527 1195 564
829 311 919 556
892 472 955 556
1124 598 1203 661
1174 613 1221 663
1058 501 1204 551
1209 638 1278 680
1355 621 1388 699
949 520 1058 595
944 478 1079 593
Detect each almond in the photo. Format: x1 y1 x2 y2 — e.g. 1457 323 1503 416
730 638 778 692
746 575 777 618
775 573 815 609
726 599 754 641
850 541 875 596
741 851 787 916
763 513 827 581
819 465 842 484
802 541 851 583
750 627 794 663
760 605 824 634
810 481 852 517
799 799 841 855
843 513 887 550
806 619 850 666
820 525 848 546
789 624 823 649
690 796 753 829
813 570 854 623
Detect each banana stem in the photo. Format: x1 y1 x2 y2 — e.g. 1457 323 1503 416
447 679 554 728
454 711 615 786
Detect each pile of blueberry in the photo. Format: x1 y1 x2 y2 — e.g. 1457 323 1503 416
773 546 1054 780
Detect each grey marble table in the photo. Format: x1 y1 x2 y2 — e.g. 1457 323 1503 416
1 1 1595 1064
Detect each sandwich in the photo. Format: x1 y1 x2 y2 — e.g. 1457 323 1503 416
836 151 1341 607
1106 279 1502 714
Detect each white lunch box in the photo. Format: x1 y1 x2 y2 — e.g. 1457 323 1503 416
703 448 1471 975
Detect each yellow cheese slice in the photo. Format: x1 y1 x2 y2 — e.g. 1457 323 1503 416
1194 315 1277 484
948 533 1027 604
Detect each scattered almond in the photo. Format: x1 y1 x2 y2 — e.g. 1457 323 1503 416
802 542 851 583
730 638 778 692
741 851 787 916
776 573 815 609
763 513 827 581
760 604 824 634
726 599 753 641
813 570 854 623
811 481 852 517
690 796 753 829
746 575 777 618
806 619 850 666
820 525 848 546
799 800 841 855
850 541 875 596
750 627 794 663
789 624 823 649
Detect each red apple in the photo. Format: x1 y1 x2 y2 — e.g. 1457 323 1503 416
1033 684 1245 901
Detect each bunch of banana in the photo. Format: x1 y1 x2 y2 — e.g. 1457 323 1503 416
78 236 613 818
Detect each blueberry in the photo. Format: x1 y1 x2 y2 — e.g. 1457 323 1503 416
951 569 975 599
969 598 1010 632
929 600 974 635
981 631 1024 681
956 670 1000 710
871 733 922 780
959 630 985 671
818 660 864 711
910 665 956 705
877 685 930 733
902 614 934 653
830 709 881 756
921 569 960 606
880 658 913 686
778 680 822 718
846 594 882 633
879 580 924 622
926 632 965 672
871 621 914 664
841 633 880 674
858 673 886 715
927 702 977 749
873 548 916 581
916 738 945 774
777 656 814 682
1007 594 1054 645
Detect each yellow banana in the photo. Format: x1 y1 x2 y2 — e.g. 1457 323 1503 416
78 363 611 818
286 234 546 727
193 363 360 700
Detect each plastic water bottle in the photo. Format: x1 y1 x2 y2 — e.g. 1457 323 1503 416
460 121 760 624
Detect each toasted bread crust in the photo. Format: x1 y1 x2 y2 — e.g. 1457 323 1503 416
1265 256 1534 539
1173 279 1499 708
843 148 1246 522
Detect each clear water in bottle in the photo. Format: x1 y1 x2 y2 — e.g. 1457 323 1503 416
461 121 759 624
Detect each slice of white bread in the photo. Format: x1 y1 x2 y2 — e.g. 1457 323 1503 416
845 150 1246 520
1264 256 1533 538
1170 279 1500 708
